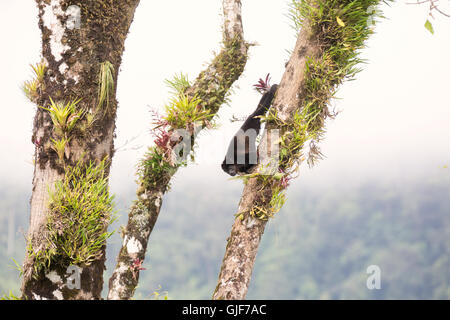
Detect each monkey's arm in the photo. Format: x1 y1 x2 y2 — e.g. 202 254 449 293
250 84 278 118
221 84 278 176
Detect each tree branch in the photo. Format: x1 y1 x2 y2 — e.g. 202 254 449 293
213 0 389 300
107 0 248 300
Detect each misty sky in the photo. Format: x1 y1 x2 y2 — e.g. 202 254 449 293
0 0 449 194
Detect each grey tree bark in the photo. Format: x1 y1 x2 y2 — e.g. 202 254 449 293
22 0 140 300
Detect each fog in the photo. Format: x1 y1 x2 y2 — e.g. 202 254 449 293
0 0 449 193
0 0 449 300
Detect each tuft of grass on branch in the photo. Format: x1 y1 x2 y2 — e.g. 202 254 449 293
165 73 191 96
50 137 70 162
0 291 22 300
137 147 179 192
28 158 116 277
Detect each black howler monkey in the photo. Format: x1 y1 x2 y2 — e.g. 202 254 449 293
221 84 278 176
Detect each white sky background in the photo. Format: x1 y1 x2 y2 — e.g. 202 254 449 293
0 0 449 193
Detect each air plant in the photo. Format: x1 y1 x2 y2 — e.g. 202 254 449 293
28 159 116 276
31 62 46 83
150 110 172 156
22 79 39 101
277 168 293 189
165 72 191 96
40 97 82 137
253 73 272 94
50 137 70 161
22 62 47 101
97 61 115 114
130 258 146 280
164 94 210 129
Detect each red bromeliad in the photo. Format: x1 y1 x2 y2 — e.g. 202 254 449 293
149 110 172 155
279 168 292 189
253 73 272 94
130 258 146 280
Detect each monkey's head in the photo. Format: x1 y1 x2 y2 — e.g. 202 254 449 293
221 162 237 176
222 161 257 177
268 84 278 94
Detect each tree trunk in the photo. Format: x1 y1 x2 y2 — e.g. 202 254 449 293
22 0 140 300
108 0 248 300
213 0 387 299
212 26 320 299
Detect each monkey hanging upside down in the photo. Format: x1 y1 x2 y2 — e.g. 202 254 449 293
222 76 278 176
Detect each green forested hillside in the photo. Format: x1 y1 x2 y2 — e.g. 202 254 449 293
1 169 449 299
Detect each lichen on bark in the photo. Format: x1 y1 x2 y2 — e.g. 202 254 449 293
22 0 141 300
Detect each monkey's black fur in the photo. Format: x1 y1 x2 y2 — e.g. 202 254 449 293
221 84 278 176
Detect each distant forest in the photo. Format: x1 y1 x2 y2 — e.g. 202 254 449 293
1 168 449 299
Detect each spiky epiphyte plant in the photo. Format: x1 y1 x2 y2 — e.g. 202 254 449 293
50 137 70 161
149 110 171 156
97 61 115 114
163 72 218 130
0 291 22 300
164 94 211 129
40 97 82 138
23 62 46 102
31 62 46 82
140 73 200 182
29 159 115 276
165 72 191 96
22 79 39 101
253 74 272 94
138 147 178 190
